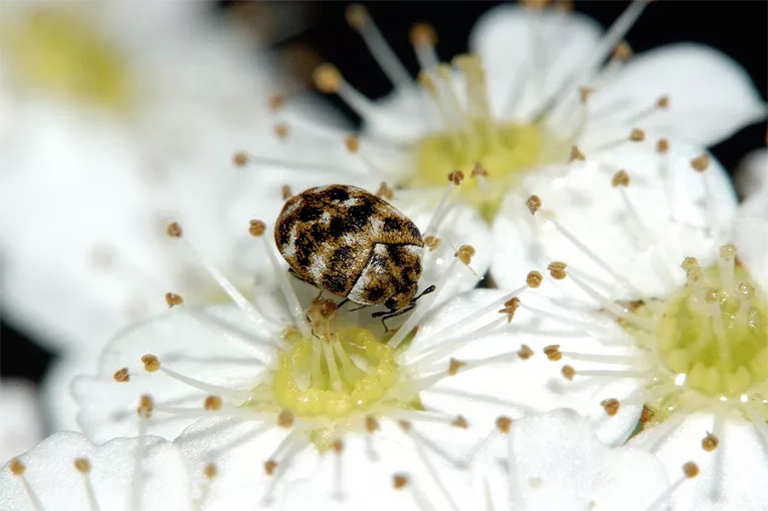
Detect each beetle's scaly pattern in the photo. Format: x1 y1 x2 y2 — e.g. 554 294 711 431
275 185 424 310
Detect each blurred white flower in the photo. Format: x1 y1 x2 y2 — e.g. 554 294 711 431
734 148 767 202
246 1 764 222
489 141 767 509
0 379 43 465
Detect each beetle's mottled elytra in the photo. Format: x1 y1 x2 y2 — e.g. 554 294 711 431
275 185 424 312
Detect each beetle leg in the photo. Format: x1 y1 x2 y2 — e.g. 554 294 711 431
373 305 416 332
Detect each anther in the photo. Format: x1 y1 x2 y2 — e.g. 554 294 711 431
398 420 412 432
612 170 630 188
526 271 543 288
137 395 154 419
166 222 182 238
569 145 586 162
656 96 670 109
702 432 719 452
452 415 469 429
704 289 719 303
562 365 576 380
691 154 710 172
269 95 285 111
344 135 359 154
281 185 293 200
657 138 669 154
393 474 409 489
277 410 294 428
249 220 267 237
544 345 562 361
521 0 550 10
365 416 380 433
204 463 218 479
738 282 755 299
499 297 520 323
517 344 534 360
165 292 183 307
10 458 25 476
113 367 130 382
455 245 475 265
496 416 512 434
233 151 249 167
74 458 91 473
448 170 465 186
526 195 542 215
612 41 632 61
332 440 345 454
629 128 645 142
204 396 222 411
448 358 466 376
345 4 368 29
409 23 437 47
600 398 620 417
264 460 278 476
579 87 595 105
274 124 289 140
313 64 342 94
141 354 160 372
719 244 738 260
548 262 567 280
424 236 441 251
682 462 699 479
376 182 394 200
471 163 489 178
640 405 655 423
681 257 699 271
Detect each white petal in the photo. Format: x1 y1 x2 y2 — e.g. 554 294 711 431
0 379 43 464
41 351 99 432
591 44 766 147
469 4 603 119
735 148 768 200
630 412 768 511
0 432 192 511
734 195 768 286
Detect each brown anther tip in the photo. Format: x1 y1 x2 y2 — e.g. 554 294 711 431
526 271 543 288
232 151 249 167
165 292 183 308
74 458 91 474
424 235 441 251
640 405 655 424
569 145 586 162
365 415 380 433
702 433 719 452
543 345 562 362
600 398 620 417
562 365 576 381
344 134 359 154
629 128 645 142
448 170 465 186
141 354 160 372
376 182 394 200
113 367 130 383
612 41 632 61
393 474 409 489
499 297 520 323
471 163 489 178
451 415 469 429
657 138 669 154
521 0 550 10
137 395 154 419
204 395 222 411
332 440 345 454
547 261 567 280
345 4 368 29
313 63 342 93
526 195 542 215
269 95 285 111
249 219 267 237
204 463 217 479
398 420 412 432
691 153 710 172
264 460 278 476
448 358 466 376
10 458 25 476
281 185 293 201
274 124 289 140
517 344 534 360
166 222 182 238
410 22 437 47
554 0 574 12
579 87 595 105
277 410 294 428
496 416 512 434
683 462 699 479
455 245 475 265
418 71 437 93
656 95 670 109
612 170 630 188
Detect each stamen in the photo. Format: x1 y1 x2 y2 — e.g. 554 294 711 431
113 368 130 383
195 463 217 511
346 4 411 89
401 427 461 511
10 459 44 511
140 354 251 400
313 63 395 126
74 458 100 511
422 171 463 239
410 23 439 71
691 153 718 234
644 462 699 511
600 398 621 417
232 150 361 176
260 433 307 506
331 440 345 500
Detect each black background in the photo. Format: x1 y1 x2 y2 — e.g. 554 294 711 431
2 1 766 399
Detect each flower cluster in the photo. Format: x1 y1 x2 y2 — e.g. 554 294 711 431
2 2 766 511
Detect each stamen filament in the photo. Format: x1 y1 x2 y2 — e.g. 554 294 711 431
568 270 653 330
158 366 252 399
349 6 411 89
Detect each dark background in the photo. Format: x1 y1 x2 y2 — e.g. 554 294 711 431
2 1 766 395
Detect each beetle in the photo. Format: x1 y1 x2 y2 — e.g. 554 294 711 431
275 185 433 320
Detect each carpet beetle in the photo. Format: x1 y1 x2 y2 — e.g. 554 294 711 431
275 185 430 315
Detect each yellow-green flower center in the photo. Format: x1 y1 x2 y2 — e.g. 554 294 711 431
2 9 131 109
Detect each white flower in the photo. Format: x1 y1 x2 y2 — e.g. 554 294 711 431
0 432 192 511
734 148 767 202
0 379 43 465
489 141 767 509
0 1 293 429
249 2 764 222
